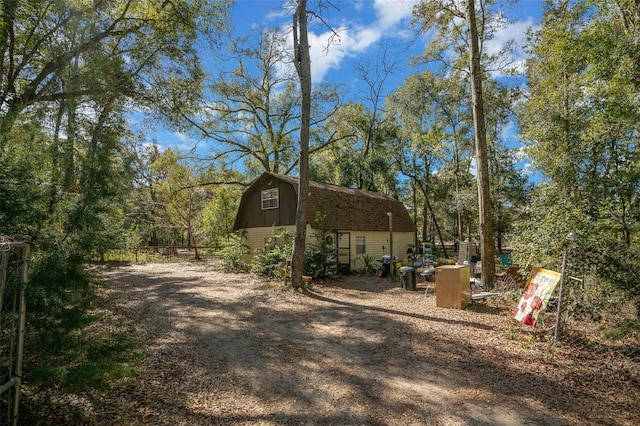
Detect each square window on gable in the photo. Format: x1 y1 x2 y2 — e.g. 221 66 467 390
261 188 279 210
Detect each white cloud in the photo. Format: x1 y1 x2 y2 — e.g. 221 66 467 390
374 0 420 30
351 26 382 51
277 0 420 84
302 23 383 84
305 0 421 84
486 17 535 76
308 29 350 83
174 132 192 143
268 0 540 84
264 2 292 21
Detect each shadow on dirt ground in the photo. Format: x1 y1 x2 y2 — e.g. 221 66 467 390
26 262 640 425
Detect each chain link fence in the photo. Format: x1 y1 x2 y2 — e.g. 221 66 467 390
486 263 640 361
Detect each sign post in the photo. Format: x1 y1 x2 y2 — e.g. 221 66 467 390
554 232 577 343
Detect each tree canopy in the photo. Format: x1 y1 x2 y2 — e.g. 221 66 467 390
1 0 638 314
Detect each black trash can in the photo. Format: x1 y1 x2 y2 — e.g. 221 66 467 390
382 262 390 277
399 266 416 290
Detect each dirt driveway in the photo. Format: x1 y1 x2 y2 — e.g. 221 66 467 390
97 261 638 426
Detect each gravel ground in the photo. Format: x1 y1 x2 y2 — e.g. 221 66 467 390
84 261 639 426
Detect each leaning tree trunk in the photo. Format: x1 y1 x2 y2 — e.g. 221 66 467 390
466 0 496 288
291 0 312 289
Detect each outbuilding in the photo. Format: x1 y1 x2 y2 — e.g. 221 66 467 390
233 172 416 273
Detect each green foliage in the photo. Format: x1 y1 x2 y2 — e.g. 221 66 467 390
23 252 139 418
600 319 640 343
86 249 166 263
597 238 640 309
313 101 399 192
0 127 50 236
357 254 377 275
516 0 640 315
217 230 249 271
22 251 144 423
304 233 337 278
1 1 229 420
124 223 144 261
251 218 337 281
0 0 230 134
124 139 165 247
22 264 143 424
202 186 241 248
26 253 95 330
510 185 583 270
301 213 336 279
153 149 211 259
27 329 141 392
251 228 293 279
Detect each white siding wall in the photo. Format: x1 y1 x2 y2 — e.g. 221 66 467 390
347 230 414 271
242 226 414 272
241 225 316 262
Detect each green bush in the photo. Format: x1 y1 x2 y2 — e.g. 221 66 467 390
304 236 337 278
251 228 293 279
27 251 94 330
357 254 377 275
302 214 337 278
217 230 249 271
251 223 337 280
21 250 142 424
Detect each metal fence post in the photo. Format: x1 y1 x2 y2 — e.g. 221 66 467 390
12 239 30 426
554 232 576 343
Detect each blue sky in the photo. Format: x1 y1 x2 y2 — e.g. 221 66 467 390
230 0 543 85
139 0 545 168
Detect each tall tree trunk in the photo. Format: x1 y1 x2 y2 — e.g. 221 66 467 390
188 196 200 260
411 157 418 248
49 101 65 213
64 97 77 191
291 0 311 289
466 0 495 288
416 179 449 259
453 133 464 241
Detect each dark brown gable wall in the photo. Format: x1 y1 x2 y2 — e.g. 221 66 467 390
234 174 297 230
259 176 297 227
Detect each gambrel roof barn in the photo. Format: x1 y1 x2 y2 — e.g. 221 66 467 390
233 172 415 232
234 172 416 273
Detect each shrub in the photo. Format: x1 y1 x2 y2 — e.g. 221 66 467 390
357 254 377 275
302 214 337 278
251 222 337 280
217 230 249 271
251 228 293 279
304 235 337 278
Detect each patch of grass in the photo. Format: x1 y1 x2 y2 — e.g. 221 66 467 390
88 249 166 263
600 319 640 342
518 333 537 349
27 323 144 391
21 266 146 424
499 325 519 340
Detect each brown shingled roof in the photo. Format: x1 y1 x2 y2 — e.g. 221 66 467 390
265 172 416 233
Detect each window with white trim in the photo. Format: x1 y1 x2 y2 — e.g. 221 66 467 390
261 188 279 210
356 236 366 254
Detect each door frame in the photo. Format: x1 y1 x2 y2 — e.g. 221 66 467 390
335 231 351 274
